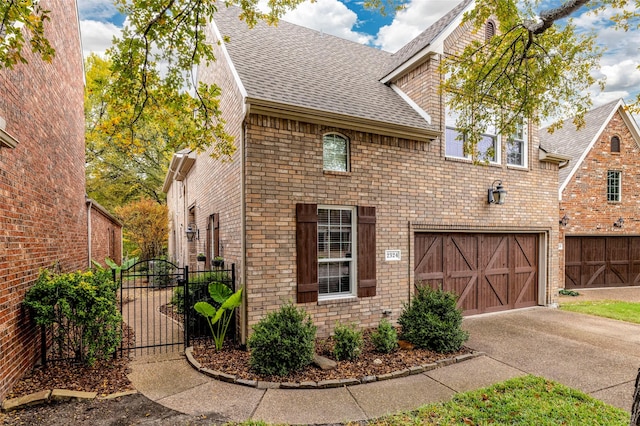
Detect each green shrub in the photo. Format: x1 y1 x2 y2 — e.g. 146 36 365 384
333 322 363 361
398 286 468 353
194 284 243 351
23 268 122 365
370 318 398 353
248 303 316 376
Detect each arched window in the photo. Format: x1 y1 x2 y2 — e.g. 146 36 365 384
485 20 496 42
323 133 349 172
611 135 621 153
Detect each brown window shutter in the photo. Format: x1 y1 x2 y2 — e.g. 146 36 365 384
296 204 318 303
357 206 376 297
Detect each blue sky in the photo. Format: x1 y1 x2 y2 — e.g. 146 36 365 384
77 0 640 109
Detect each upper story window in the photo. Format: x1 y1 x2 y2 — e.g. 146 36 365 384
323 133 349 172
507 119 528 167
485 20 496 42
445 104 499 163
611 136 621 153
607 170 621 202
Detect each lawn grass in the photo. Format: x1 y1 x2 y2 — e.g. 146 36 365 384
560 300 640 324
364 375 629 426
229 376 629 426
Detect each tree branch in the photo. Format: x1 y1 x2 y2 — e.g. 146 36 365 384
523 0 591 34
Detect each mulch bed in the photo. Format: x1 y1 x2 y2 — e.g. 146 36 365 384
191 330 471 384
6 325 136 400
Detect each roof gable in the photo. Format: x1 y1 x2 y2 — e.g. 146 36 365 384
208 6 438 138
539 99 640 198
381 0 474 83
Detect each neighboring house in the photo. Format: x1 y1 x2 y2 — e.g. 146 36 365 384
0 0 118 401
540 99 640 289
87 197 123 267
164 0 565 342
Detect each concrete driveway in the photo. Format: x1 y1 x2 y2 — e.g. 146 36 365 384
463 304 640 410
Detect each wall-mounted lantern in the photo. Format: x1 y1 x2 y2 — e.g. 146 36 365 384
613 217 624 228
559 214 569 227
186 223 198 241
487 180 507 205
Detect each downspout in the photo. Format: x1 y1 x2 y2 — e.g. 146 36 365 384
86 196 93 268
240 119 248 345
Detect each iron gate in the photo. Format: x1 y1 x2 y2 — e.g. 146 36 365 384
118 259 236 355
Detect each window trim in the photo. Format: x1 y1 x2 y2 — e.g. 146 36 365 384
317 205 357 300
506 118 528 168
607 170 621 202
322 133 350 173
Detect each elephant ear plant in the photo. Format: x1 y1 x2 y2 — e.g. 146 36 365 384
194 283 243 350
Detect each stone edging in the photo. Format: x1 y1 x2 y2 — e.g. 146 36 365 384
1 389 138 413
185 346 485 389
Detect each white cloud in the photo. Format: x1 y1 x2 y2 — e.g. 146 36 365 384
79 20 121 58
373 0 456 52
281 0 372 45
77 0 120 21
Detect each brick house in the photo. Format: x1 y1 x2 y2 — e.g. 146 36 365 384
87 197 123 267
540 99 640 289
165 0 565 342
0 0 121 401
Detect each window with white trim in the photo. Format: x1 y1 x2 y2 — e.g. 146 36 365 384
445 104 499 163
317 206 355 298
607 170 621 202
323 133 349 172
507 119 528 167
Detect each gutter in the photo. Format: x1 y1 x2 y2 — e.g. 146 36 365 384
86 196 93 268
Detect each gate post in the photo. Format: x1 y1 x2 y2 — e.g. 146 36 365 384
184 265 189 348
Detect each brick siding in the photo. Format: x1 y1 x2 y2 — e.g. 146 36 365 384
89 203 123 267
0 0 86 401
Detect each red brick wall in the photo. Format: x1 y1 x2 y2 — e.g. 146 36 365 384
0 0 86 401
90 204 122 267
559 109 640 287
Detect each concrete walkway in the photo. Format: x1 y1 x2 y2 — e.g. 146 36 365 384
127 288 640 424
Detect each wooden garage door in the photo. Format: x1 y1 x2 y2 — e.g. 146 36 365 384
414 233 538 315
565 237 640 289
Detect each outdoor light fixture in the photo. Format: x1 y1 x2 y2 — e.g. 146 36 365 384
614 217 624 228
487 180 507 205
185 223 198 241
559 214 569 227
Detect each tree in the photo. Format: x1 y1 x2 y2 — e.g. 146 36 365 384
115 198 168 260
0 1 54 69
85 54 186 209
441 0 637 160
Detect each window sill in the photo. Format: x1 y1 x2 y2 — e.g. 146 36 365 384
445 156 502 167
317 295 358 306
506 164 529 171
323 170 351 177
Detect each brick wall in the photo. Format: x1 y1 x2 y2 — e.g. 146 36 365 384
89 202 123 267
0 0 86 401
559 109 640 287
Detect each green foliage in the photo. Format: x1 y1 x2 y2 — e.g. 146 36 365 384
194 284 243 350
372 375 629 426
248 303 316 376
398 286 468 353
171 271 231 314
0 2 55 69
333 323 364 361
370 318 398 354
559 289 580 296
23 268 122 365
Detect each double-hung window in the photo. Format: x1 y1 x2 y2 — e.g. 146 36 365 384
445 104 499 163
607 170 621 202
317 206 355 298
507 119 528 167
296 204 376 303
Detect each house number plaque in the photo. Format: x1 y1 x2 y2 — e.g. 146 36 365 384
385 250 401 261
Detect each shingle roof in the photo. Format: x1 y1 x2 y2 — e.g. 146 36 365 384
211 6 438 134
539 99 621 187
383 0 473 77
